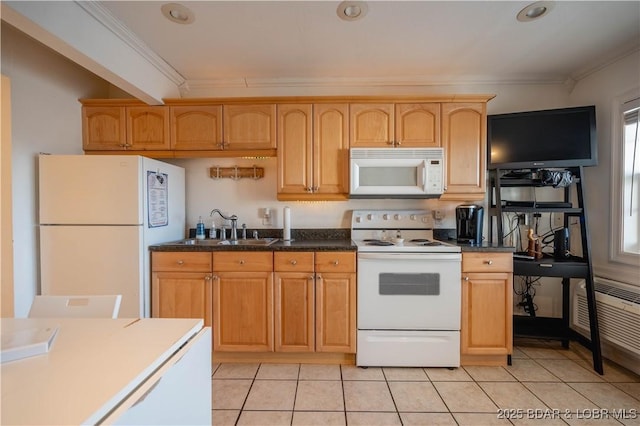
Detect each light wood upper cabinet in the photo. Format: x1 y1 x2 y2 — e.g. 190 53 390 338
126 106 171 150
150 252 213 330
223 104 276 150
213 251 274 352
395 103 440 147
441 102 487 200
350 103 440 148
461 252 513 366
170 105 223 150
277 103 349 201
83 105 170 152
277 104 313 196
350 103 394 147
82 106 127 151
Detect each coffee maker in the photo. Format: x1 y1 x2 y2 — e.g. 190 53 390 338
456 204 484 245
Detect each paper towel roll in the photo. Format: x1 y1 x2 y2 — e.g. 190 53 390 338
283 206 291 241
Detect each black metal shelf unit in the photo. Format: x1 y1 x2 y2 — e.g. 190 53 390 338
488 166 603 374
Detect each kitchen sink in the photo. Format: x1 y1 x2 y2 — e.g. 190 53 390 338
176 238 278 246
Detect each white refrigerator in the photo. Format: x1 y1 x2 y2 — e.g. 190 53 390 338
38 155 185 318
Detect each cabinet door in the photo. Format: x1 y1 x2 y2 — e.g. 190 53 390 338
395 103 440 147
441 102 486 200
126 106 171 150
170 105 223 150
82 106 127 151
223 104 276 150
274 272 315 352
314 103 349 196
461 272 512 356
213 271 274 352
277 104 313 195
349 103 394 147
315 272 356 353
151 272 212 328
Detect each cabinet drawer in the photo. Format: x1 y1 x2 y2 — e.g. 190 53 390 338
462 252 513 273
214 251 273 272
152 252 212 272
274 252 314 272
315 252 355 273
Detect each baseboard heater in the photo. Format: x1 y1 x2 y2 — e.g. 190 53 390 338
572 277 640 356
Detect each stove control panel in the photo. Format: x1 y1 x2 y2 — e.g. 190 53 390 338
352 210 434 229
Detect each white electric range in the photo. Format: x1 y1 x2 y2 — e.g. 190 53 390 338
352 210 462 367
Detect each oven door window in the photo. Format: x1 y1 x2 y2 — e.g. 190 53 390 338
379 273 439 295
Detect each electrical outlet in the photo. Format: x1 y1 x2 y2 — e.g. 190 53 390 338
517 214 528 226
261 208 272 226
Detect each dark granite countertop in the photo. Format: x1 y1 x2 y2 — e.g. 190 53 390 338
150 228 357 252
151 228 512 253
456 243 515 253
149 239 356 252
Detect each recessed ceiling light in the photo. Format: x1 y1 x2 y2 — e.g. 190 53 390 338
161 3 195 24
337 1 368 21
517 1 554 22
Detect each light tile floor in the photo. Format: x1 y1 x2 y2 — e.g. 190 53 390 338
212 339 640 425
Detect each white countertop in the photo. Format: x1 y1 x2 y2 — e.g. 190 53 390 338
1 317 203 425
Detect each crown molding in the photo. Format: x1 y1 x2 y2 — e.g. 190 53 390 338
76 0 185 87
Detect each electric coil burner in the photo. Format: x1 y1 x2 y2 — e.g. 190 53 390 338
352 210 462 367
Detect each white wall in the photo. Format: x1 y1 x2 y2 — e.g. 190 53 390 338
569 50 640 287
1 23 111 316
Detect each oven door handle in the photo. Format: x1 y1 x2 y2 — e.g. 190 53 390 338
358 253 461 261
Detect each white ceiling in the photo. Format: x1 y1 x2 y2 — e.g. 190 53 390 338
3 1 639 102
99 0 640 87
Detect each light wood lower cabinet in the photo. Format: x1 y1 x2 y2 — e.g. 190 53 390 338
315 252 357 353
272 251 357 354
274 252 315 352
152 250 357 358
461 252 513 366
151 252 213 329
213 251 274 352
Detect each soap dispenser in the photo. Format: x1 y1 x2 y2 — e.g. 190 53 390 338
196 216 206 240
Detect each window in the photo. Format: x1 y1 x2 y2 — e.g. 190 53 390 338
611 92 640 264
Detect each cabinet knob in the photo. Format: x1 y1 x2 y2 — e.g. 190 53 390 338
332 260 339 266
309 275 314 280
317 274 322 280
387 141 394 145
239 259 245 265
290 259 297 265
205 275 212 281
177 260 184 265
484 260 493 265
464 276 469 281
395 141 402 146
212 275 218 281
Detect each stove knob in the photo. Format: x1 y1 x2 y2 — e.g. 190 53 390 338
394 214 401 220
383 214 390 220
410 214 417 221
367 214 375 221
355 216 362 223
421 216 429 223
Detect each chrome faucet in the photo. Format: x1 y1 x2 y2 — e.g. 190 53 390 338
210 209 238 242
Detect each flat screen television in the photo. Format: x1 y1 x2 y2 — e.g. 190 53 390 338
487 105 597 170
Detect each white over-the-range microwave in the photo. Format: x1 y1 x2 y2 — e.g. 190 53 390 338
349 148 444 198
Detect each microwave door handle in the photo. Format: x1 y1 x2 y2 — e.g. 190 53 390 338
420 162 427 190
